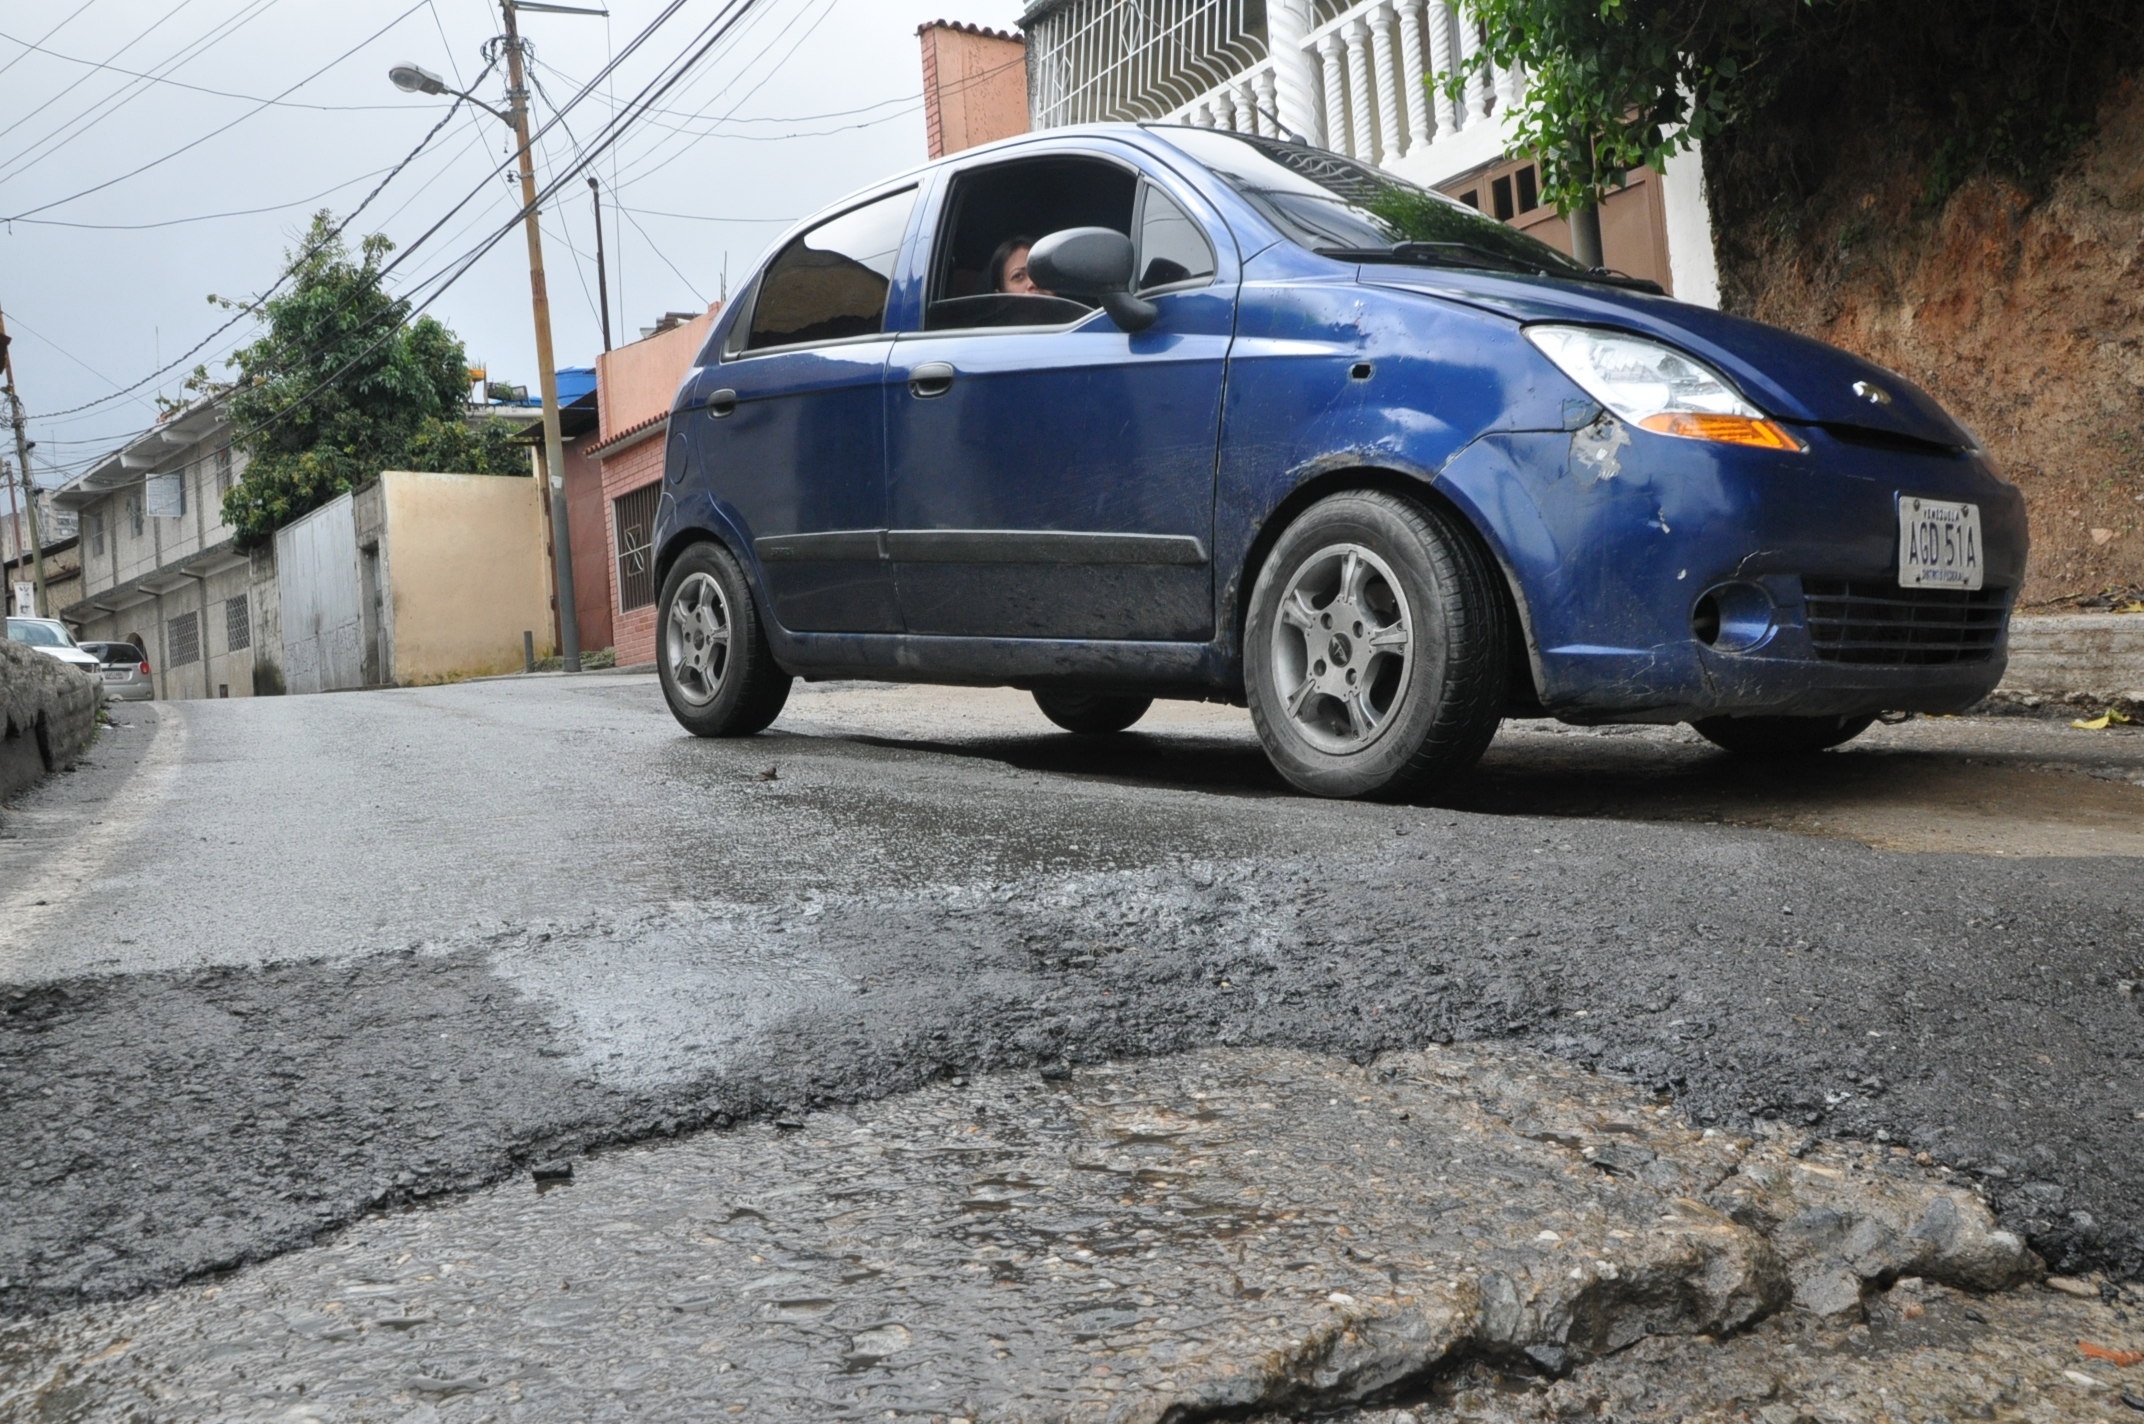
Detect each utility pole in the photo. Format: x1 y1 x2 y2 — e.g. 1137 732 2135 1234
589 176 612 353
0 303 51 618
500 0 582 671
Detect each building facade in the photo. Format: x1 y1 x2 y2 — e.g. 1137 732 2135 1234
52 396 262 699
919 20 1031 159
1016 0 1719 301
590 306 720 670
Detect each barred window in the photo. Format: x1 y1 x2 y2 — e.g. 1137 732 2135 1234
90 511 105 556
215 447 234 497
613 482 661 611
225 595 250 651
129 495 143 537
169 611 200 667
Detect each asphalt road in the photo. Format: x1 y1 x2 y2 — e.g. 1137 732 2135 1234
2 674 2140 1323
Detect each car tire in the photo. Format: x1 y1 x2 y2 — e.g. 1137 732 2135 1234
657 540 792 738
1691 713 1876 757
1245 490 1508 800
1033 689 1152 735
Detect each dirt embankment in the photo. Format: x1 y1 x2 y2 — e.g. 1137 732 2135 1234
1710 75 2144 607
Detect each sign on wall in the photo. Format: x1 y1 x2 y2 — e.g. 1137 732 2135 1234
145 471 183 518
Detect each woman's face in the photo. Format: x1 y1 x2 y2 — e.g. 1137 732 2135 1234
999 245 1040 294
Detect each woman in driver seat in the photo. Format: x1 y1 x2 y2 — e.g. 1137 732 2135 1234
990 235 1047 295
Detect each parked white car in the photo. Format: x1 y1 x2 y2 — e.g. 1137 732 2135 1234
6 617 102 676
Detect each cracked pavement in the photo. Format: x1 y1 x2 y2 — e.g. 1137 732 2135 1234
1 675 2140 1416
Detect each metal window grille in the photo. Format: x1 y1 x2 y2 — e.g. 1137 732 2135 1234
215 447 234 497
130 495 143 537
90 512 105 556
169 611 201 667
225 595 251 652
613 482 661 611
1027 0 1268 127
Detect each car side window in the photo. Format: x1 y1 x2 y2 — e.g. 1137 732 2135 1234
922 154 1138 333
1135 184 1216 293
745 187 916 352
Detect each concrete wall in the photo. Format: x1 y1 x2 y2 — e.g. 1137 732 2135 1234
594 308 718 444
920 22 1028 159
0 637 98 803
560 431 615 656
377 470 551 684
1999 614 2144 715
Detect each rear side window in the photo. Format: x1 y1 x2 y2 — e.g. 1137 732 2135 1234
1136 184 1216 293
746 188 916 351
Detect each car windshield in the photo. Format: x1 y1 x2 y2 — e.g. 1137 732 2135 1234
1157 127 1593 280
6 618 74 648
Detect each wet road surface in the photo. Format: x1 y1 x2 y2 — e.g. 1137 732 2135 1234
1 676 2139 1343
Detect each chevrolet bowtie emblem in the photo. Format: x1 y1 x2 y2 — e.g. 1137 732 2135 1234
1852 380 1893 406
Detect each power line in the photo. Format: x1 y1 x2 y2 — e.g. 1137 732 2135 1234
0 0 207 148
0 0 277 186
2 0 428 223
613 204 794 223
25 73 490 422
43 0 768 469
5 163 397 231
0 26 420 113
0 0 102 81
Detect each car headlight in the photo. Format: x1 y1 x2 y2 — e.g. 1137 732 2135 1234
1525 324 1804 452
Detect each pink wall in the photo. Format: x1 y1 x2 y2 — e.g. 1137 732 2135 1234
919 22 1028 160
594 305 720 445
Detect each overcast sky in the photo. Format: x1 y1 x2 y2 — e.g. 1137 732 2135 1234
1 0 1027 488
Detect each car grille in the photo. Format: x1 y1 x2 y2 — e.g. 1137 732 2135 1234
1802 580 2008 665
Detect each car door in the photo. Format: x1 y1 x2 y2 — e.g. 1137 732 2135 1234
882 154 1236 642
679 186 917 634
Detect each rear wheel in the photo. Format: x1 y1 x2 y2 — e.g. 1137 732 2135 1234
1691 713 1876 757
657 541 792 738
1245 490 1507 800
1033 689 1152 735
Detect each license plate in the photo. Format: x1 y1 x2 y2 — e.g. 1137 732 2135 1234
1898 497 1983 590
102 670 127 681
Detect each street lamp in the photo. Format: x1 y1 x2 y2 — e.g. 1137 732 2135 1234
389 1 596 672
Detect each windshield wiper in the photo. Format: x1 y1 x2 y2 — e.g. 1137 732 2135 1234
1317 241 1550 275
1317 241 1666 294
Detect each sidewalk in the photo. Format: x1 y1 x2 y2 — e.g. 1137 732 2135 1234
1998 612 2144 716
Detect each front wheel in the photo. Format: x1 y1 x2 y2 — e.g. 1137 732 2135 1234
1691 713 1876 757
1245 491 1508 800
1033 689 1152 735
657 541 792 737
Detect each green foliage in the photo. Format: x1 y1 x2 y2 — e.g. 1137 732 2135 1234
1450 0 1830 215
215 212 523 550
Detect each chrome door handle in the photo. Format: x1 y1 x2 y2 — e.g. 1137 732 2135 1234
703 388 737 418
907 363 955 399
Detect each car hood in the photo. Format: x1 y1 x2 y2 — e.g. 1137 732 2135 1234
1360 268 1973 449
29 645 100 668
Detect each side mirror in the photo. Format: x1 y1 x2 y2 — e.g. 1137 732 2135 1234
1027 227 1159 333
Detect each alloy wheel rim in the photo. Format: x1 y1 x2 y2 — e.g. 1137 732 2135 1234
665 571 732 708
1269 542 1414 755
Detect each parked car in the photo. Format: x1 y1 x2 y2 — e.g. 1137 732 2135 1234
5 616 102 678
78 641 155 701
650 125 2024 799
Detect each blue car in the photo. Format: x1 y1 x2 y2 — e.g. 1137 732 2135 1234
651 125 2024 799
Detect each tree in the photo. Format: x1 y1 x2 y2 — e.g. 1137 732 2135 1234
1452 0 1818 266
212 212 525 549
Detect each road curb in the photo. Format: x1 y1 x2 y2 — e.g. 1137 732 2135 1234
1996 613 2144 717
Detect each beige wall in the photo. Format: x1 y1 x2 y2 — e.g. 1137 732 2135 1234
594 307 719 444
919 22 1028 159
377 470 551 683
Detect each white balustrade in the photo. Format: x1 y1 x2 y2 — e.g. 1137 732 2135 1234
1152 0 1524 180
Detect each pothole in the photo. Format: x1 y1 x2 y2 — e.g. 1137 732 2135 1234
5 1043 2120 1423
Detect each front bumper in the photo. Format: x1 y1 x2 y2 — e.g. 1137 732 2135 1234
1436 425 2028 723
